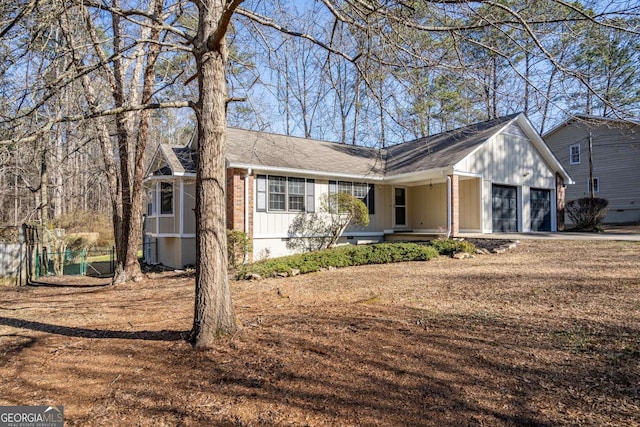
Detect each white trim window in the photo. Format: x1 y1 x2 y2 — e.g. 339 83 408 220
256 175 315 212
268 176 286 211
329 180 375 214
588 177 600 193
288 177 305 212
569 144 581 165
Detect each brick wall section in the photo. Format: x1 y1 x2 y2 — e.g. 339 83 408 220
225 168 254 261
449 174 460 236
226 168 246 231
556 172 565 231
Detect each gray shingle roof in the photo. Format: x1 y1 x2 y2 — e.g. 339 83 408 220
225 128 385 178
172 146 196 174
384 114 519 175
162 114 521 178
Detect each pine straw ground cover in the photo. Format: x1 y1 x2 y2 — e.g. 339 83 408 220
0 239 639 426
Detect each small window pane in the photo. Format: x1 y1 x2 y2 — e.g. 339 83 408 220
395 188 406 206
160 182 173 215
269 194 285 210
269 176 286 194
288 178 304 195
338 181 352 194
353 183 367 200
395 206 406 225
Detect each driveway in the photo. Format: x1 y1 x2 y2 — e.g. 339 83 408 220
460 224 640 241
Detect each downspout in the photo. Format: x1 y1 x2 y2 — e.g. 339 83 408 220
243 168 252 264
447 176 452 239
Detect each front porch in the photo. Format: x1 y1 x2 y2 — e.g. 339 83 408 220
385 175 483 237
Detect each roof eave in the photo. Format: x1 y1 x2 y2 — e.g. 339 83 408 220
227 162 385 181
383 167 454 184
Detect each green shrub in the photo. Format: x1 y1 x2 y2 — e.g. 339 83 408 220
428 239 476 256
237 242 442 279
227 230 251 269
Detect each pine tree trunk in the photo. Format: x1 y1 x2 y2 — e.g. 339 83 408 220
190 0 238 347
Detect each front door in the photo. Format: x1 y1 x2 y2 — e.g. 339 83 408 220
394 187 407 227
492 185 518 232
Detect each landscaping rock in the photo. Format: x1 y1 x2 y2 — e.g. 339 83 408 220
452 252 471 259
290 268 300 277
246 273 262 281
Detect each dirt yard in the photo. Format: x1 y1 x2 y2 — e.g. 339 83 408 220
1 239 639 426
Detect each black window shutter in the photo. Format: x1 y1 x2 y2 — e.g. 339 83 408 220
256 175 267 211
367 184 375 215
306 179 315 212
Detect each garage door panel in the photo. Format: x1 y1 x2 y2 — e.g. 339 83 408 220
531 189 551 232
492 185 517 232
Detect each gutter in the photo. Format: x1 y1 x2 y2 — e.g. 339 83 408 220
244 168 252 264
447 176 452 239
228 162 385 182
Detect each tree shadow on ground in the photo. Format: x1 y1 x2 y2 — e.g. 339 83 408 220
0 316 187 341
1 307 638 426
28 280 112 288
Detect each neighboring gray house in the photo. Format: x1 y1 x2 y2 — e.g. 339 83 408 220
544 115 640 224
144 113 572 268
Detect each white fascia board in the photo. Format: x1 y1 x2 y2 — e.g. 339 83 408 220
254 232 384 239
383 167 454 185
227 162 385 182
451 170 483 178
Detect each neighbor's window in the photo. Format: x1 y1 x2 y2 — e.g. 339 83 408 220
588 177 600 193
570 144 581 165
160 182 173 215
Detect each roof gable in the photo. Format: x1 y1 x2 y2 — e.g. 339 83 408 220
145 144 195 177
384 114 519 176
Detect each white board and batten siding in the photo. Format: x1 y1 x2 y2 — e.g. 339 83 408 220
456 123 558 232
252 178 385 260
